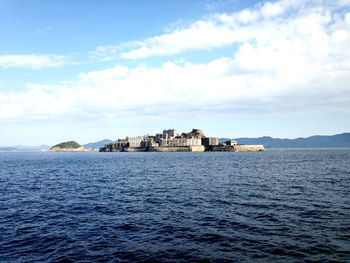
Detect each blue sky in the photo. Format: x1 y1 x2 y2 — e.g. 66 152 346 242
1 0 350 146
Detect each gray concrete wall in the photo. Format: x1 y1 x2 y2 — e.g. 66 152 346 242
234 145 265 151
189 145 205 152
207 145 265 151
209 145 236 151
100 144 264 152
150 146 191 152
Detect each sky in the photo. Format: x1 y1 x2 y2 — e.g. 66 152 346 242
1 0 350 146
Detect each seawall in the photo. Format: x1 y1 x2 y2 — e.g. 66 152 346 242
209 145 265 151
234 145 265 151
100 145 264 152
148 145 205 152
100 146 206 152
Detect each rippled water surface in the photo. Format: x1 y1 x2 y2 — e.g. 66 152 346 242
1 150 350 262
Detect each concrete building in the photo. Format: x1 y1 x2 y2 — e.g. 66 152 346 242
159 138 202 147
226 140 238 146
202 137 219 146
141 138 158 147
188 138 202 146
156 133 168 141
126 137 142 148
116 139 128 149
163 129 178 138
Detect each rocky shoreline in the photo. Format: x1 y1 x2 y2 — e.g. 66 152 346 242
49 141 97 152
49 146 97 152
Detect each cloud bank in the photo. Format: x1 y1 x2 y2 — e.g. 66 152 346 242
0 54 68 69
95 0 350 60
1 0 350 123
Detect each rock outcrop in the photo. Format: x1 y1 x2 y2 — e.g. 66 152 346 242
49 141 97 152
49 145 86 152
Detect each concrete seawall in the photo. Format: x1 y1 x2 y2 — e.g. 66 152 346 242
100 145 264 152
209 145 265 151
148 146 196 152
101 146 205 152
234 145 265 151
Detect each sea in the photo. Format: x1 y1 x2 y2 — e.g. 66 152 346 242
0 149 349 262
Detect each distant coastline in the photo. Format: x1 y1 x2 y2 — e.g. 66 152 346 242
1 132 349 152
226 133 350 148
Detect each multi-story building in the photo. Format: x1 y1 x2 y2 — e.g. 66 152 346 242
116 139 128 149
155 133 168 141
126 137 142 148
159 138 202 147
187 138 202 146
141 138 158 147
163 129 178 138
107 128 207 149
202 137 219 146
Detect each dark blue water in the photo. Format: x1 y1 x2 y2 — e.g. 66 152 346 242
1 150 350 262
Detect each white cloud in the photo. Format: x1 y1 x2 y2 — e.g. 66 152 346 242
78 65 129 83
1 45 350 122
0 54 68 69
1 0 350 123
105 0 348 59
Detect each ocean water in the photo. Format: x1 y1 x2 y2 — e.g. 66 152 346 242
0 149 349 262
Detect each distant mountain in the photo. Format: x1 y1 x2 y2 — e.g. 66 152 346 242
220 133 350 148
0 145 51 152
0 140 114 152
2 133 349 152
13 145 51 150
83 139 114 149
0 147 19 152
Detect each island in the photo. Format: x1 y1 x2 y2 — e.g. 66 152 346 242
99 129 265 152
49 141 96 152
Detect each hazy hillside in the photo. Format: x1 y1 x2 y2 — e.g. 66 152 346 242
0 147 19 152
84 139 114 149
12 145 51 150
220 133 350 148
0 145 51 152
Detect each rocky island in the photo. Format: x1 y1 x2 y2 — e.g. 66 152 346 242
100 128 265 152
49 141 96 152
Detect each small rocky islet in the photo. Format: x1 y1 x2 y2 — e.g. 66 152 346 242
49 141 96 152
